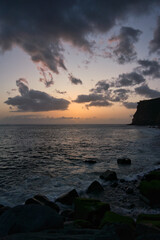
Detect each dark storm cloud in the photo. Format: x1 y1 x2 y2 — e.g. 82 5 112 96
68 74 83 85
116 72 145 87
137 59 160 78
109 27 142 64
5 79 70 112
150 16 160 54
135 84 160 98
123 102 137 109
0 1 159 72
73 93 104 103
90 80 110 93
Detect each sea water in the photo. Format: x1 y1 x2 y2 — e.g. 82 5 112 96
0 124 160 206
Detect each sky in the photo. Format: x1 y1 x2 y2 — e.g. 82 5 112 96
0 0 160 124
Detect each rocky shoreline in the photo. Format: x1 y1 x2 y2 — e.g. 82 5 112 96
0 168 160 239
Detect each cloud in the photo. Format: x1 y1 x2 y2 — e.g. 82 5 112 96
86 100 112 108
0 1 159 72
5 79 70 112
137 59 160 78
109 89 130 102
69 74 83 85
150 16 160 54
73 93 104 103
116 72 145 87
39 67 54 87
135 84 160 98
109 27 142 64
56 89 67 94
123 102 137 109
90 80 110 93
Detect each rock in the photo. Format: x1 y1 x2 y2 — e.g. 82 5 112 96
126 187 134 194
139 180 160 206
120 179 126 183
100 170 117 181
34 194 60 212
0 206 10 216
61 210 75 221
74 219 92 228
25 197 41 205
143 169 160 181
0 204 4 208
86 181 104 194
100 211 135 228
137 214 160 229
84 160 97 164
136 223 160 240
56 189 79 205
74 198 110 227
117 158 131 165
111 182 118 188
0 204 63 237
132 97 160 126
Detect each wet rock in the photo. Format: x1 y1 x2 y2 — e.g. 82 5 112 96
139 180 160 206
117 158 131 165
87 180 104 194
100 170 117 181
137 214 160 229
0 204 63 237
0 206 10 216
74 198 110 227
126 187 134 194
56 189 79 205
25 197 41 205
111 182 118 188
34 194 60 212
100 211 135 228
143 169 160 181
61 210 75 221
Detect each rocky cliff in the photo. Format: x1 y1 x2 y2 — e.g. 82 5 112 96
132 98 160 125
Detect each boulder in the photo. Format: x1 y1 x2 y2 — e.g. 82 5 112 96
143 170 160 181
74 198 110 227
137 214 160 229
61 210 75 221
74 219 92 228
100 211 135 228
100 170 117 181
139 180 160 206
0 204 63 237
56 189 79 205
34 194 60 212
86 181 104 194
126 187 134 194
25 198 41 205
117 158 131 165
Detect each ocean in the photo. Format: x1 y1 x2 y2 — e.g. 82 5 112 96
0 124 160 207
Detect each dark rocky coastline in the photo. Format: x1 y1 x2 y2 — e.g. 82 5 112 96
132 98 160 126
0 169 160 239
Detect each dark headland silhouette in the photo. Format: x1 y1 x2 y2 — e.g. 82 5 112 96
132 97 160 125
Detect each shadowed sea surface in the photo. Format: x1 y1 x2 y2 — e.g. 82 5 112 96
0 124 160 207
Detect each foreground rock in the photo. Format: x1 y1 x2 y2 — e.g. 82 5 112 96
56 189 79 205
0 204 63 237
25 195 60 212
100 170 117 181
74 198 110 227
139 170 160 206
87 181 104 194
117 158 131 165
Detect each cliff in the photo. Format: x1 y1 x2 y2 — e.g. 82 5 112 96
132 98 160 125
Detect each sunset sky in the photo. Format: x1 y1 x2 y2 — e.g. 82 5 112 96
1 0 160 124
